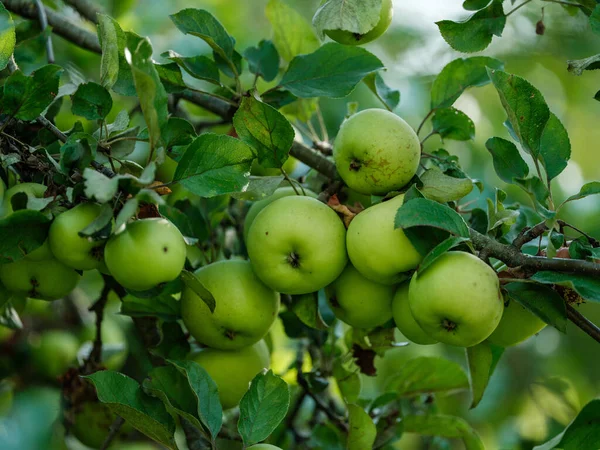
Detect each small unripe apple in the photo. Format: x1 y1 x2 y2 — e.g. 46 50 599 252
326 264 395 329
181 260 280 350
392 282 437 345
247 445 283 450
325 0 394 46
188 340 270 409
334 109 420 195
487 298 546 347
71 401 133 448
346 194 422 285
48 203 109 271
0 256 80 301
30 330 80 379
409 252 503 347
243 186 317 241
104 218 186 291
247 196 348 295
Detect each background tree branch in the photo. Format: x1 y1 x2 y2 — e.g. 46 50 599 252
64 0 103 24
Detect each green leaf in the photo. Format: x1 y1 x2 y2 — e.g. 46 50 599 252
237 370 290 447
504 282 567 332
590 5 600 35
385 357 469 397
71 82 113 120
312 0 383 37
567 54 600 76
463 0 491 11
437 0 506 53
1 65 62 120
143 365 208 438
0 210 50 264
78 203 113 240
485 137 529 183
418 236 470 274
533 398 600 450
0 3 16 71
539 113 571 180
347 404 377 450
431 56 504 109
180 270 216 312
531 272 600 303
431 107 475 140
467 341 504 409
173 133 255 197
395 198 471 238
97 14 121 88
169 360 223 440
155 62 187 94
162 117 197 152
265 0 320 62
420 167 474 203
244 40 280 82
60 132 98 174
487 69 551 162
563 181 600 203
163 50 220 85
514 176 555 219
233 96 294 169
85 371 177 449
403 415 485 450
128 35 168 153
83 168 119 203
290 292 328 330
169 9 234 66
121 293 180 321
333 360 361 404
229 176 285 201
279 43 384 98
363 72 400 111
213 48 242 79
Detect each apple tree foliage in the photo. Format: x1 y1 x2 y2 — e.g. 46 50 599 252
0 0 600 449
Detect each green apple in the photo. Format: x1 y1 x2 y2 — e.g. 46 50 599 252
49 203 108 271
104 218 186 291
409 252 503 347
325 0 393 46
0 256 80 301
247 196 348 294
487 298 546 347
0 182 47 217
25 240 53 261
325 264 395 329
71 401 133 448
247 445 283 450
346 194 422 285
181 260 280 350
30 330 80 379
188 340 270 409
243 186 317 241
333 109 420 195
167 183 201 207
392 282 437 345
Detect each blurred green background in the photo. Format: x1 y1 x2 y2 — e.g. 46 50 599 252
2 0 600 449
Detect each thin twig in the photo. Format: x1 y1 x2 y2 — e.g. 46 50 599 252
34 0 54 63
506 0 534 16
99 416 125 450
3 0 101 53
566 304 600 344
512 221 548 249
557 220 600 247
416 109 434 136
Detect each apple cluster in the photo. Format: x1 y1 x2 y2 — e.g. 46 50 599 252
0 190 188 300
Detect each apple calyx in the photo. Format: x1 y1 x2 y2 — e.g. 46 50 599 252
287 252 301 268
442 318 457 332
225 329 236 340
91 246 104 262
349 158 362 171
29 277 40 297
